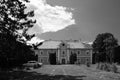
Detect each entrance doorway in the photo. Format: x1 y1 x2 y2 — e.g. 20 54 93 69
49 53 56 65
62 59 66 64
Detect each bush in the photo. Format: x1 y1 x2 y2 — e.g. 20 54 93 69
96 63 118 73
111 63 118 73
86 62 91 67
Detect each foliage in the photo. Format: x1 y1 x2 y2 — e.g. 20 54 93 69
0 0 36 68
86 62 91 67
0 0 36 41
114 46 120 63
96 63 118 73
69 53 77 64
92 33 118 63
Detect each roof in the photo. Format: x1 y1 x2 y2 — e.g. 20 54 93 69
68 42 87 49
37 40 61 49
37 40 92 49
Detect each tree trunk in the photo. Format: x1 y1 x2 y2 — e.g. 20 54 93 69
110 49 114 63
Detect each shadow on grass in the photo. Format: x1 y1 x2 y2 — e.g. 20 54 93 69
0 70 86 80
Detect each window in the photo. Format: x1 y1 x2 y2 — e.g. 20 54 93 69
77 59 81 64
41 59 43 62
86 58 89 61
71 51 72 54
63 51 65 55
78 51 80 55
86 51 89 54
40 51 43 55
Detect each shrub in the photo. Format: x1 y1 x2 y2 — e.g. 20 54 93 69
86 62 91 67
110 63 118 73
96 63 118 73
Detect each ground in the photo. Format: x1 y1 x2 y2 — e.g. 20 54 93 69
0 65 120 80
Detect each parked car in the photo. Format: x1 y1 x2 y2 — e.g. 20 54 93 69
23 61 43 69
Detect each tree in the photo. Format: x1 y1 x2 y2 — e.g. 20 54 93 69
70 53 77 64
0 0 36 68
92 33 118 63
0 0 36 40
114 46 120 63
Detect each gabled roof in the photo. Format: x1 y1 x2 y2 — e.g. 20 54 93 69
68 42 86 49
37 40 92 49
37 40 61 49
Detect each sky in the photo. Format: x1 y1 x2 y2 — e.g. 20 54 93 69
26 0 120 44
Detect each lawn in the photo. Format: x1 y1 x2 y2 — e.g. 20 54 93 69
0 64 120 80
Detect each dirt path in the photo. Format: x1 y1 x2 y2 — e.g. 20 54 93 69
29 65 120 80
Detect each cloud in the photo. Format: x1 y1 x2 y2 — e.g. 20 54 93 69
26 0 75 33
27 37 44 45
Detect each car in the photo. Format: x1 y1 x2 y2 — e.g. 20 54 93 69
23 61 43 69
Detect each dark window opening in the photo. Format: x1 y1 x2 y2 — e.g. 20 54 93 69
86 51 89 54
41 59 43 62
71 51 72 55
41 51 43 55
63 51 65 54
78 51 80 55
62 59 65 64
86 58 89 61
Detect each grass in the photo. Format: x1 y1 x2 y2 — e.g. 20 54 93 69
0 64 120 80
96 63 118 73
0 71 85 80
81 64 120 80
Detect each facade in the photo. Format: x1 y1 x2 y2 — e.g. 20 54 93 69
35 40 92 64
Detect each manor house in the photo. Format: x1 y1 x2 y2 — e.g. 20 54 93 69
35 40 92 64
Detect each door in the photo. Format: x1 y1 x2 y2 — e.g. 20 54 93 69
62 59 66 64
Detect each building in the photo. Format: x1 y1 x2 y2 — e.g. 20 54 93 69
35 40 92 64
